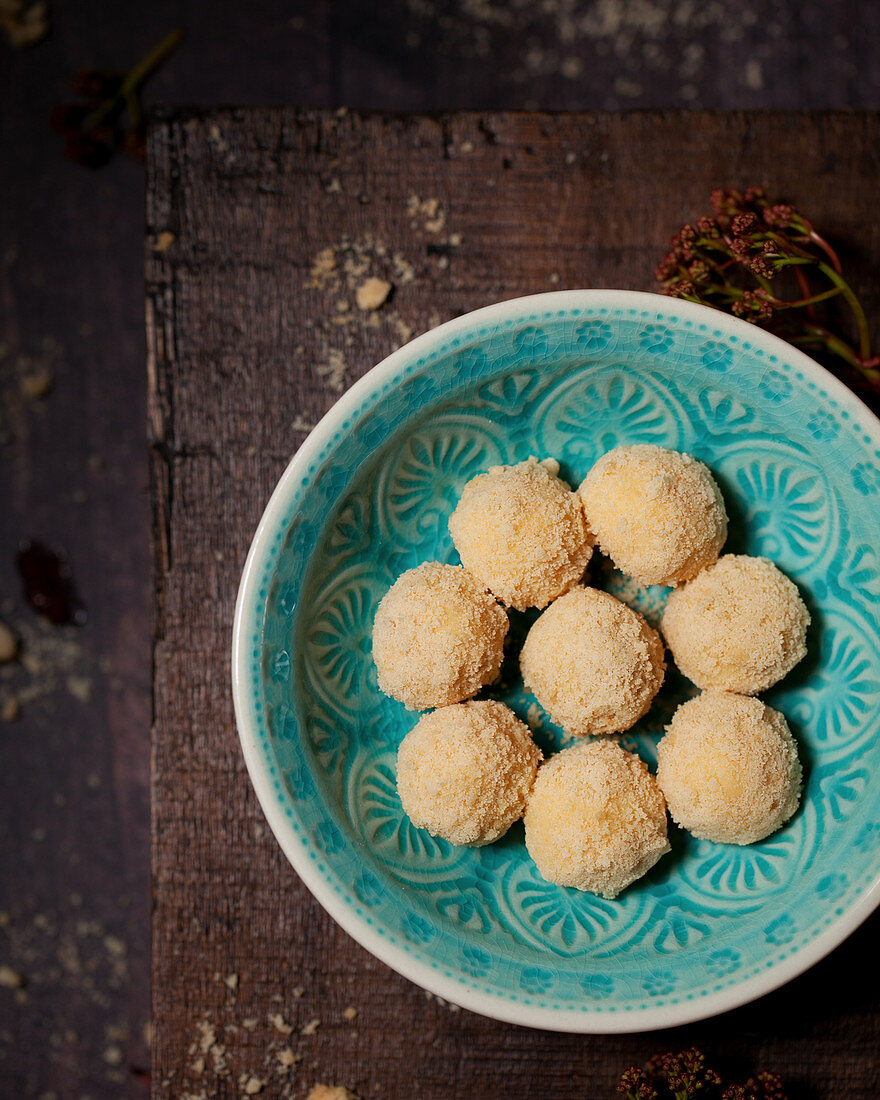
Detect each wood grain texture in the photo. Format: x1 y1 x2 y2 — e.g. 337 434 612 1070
147 109 880 1099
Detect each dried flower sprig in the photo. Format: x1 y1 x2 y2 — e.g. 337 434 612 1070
655 188 879 390
617 1048 787 1100
49 28 184 167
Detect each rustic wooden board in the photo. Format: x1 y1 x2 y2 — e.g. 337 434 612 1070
147 109 880 1099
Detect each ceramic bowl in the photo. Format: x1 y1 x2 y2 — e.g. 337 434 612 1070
232 290 880 1032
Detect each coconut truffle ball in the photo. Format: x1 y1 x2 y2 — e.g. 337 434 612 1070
578 444 728 588
524 739 670 897
373 562 508 710
397 701 542 846
661 554 810 694
520 586 665 737
656 691 802 845
448 456 593 611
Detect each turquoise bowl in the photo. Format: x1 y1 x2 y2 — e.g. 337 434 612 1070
232 290 880 1032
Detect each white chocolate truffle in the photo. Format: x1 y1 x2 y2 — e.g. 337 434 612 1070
373 562 508 710
397 701 542 846
578 444 727 588
524 739 670 897
520 586 665 737
448 457 593 611
661 554 810 694
656 691 802 845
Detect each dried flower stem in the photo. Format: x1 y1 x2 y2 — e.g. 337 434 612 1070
655 188 879 387
81 29 184 134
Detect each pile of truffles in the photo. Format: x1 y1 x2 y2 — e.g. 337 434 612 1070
372 445 809 899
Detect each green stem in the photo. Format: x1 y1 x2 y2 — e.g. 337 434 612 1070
797 323 863 368
83 29 184 133
121 28 185 98
815 261 873 360
784 286 843 308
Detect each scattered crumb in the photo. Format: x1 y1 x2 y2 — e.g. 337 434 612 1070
459 140 474 154
104 935 125 958
318 349 347 393
0 621 19 662
325 178 342 194
277 1048 300 1067
407 194 446 234
307 1088 357 1100
0 965 24 988
103 1045 124 1066
66 675 92 703
268 1013 292 1035
0 0 49 48
424 990 460 1012
1 696 20 722
292 986 305 998
154 231 176 253
342 1006 358 1021
20 368 53 400
291 415 316 433
614 75 643 97
561 55 583 78
198 1020 215 1056
300 1017 321 1036
243 1077 265 1095
208 123 227 151
242 1018 258 1030
308 246 339 290
225 972 239 991
390 316 413 346
744 58 764 89
355 277 392 311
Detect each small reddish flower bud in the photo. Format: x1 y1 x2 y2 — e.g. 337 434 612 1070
748 255 774 279
696 216 720 238
763 203 794 228
731 212 759 238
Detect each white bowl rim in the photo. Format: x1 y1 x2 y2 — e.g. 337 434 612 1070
231 288 880 1033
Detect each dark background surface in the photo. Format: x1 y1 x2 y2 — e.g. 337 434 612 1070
2 2 880 1096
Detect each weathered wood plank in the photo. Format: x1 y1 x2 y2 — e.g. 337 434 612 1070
148 109 880 1099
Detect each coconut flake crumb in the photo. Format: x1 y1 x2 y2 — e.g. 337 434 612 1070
307 1087 357 1100
268 1013 292 1035
355 277 392 311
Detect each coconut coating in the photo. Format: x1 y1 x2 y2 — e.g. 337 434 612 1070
524 739 670 897
372 562 508 710
656 691 802 845
520 586 665 737
661 554 810 694
448 457 593 611
578 444 728 587
397 701 542 846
